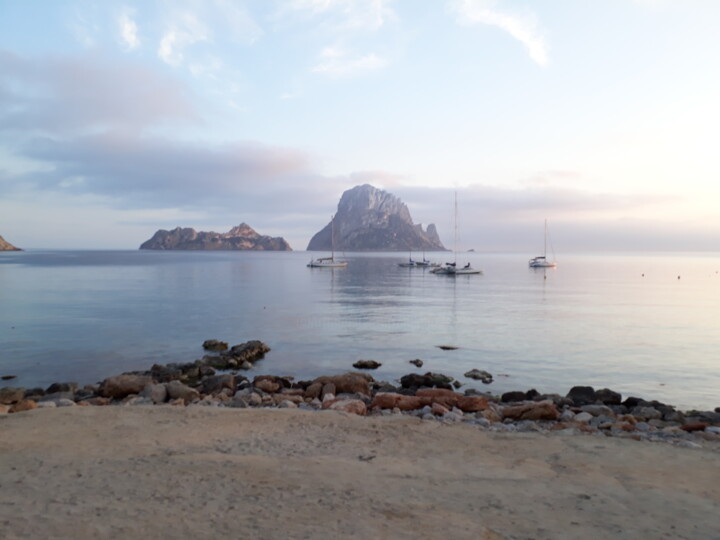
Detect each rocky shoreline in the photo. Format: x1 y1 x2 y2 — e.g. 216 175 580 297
2 339 719 449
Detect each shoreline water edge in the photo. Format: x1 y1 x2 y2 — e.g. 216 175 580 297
2 339 719 448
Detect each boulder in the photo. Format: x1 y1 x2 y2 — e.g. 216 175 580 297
9 399 37 413
202 339 229 351
140 383 168 404
501 391 527 403
457 395 489 413
200 374 236 395
304 382 323 400
45 382 78 394
253 376 281 394
0 387 26 404
464 369 493 384
100 375 154 399
502 400 560 421
165 381 200 404
399 372 453 390
595 388 622 405
566 386 596 406
409 359 424 367
325 399 367 416
312 373 372 396
352 360 382 370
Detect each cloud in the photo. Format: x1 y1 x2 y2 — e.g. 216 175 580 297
449 0 549 66
283 0 396 31
0 50 195 135
158 12 210 67
118 8 140 51
312 46 387 76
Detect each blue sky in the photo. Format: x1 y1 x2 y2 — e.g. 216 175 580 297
1 0 719 251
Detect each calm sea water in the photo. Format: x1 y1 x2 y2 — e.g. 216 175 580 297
1 250 718 410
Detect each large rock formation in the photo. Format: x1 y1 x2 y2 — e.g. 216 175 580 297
0 235 21 251
307 185 447 251
140 223 292 251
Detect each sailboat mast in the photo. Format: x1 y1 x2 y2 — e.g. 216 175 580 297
544 219 547 258
454 191 458 264
331 215 335 260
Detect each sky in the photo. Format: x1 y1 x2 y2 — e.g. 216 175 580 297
1 0 719 252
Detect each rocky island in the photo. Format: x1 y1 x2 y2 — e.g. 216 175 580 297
307 184 447 251
0 235 22 251
139 223 292 251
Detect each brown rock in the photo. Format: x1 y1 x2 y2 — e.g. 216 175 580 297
431 402 450 416
325 399 367 416
370 393 402 409
396 395 426 411
304 382 323 400
100 375 154 399
457 396 489 413
321 383 336 399
9 399 37 413
312 373 372 396
253 377 280 394
81 397 112 406
0 387 26 404
481 408 503 423
681 421 709 432
0 404 10 414
502 400 560 421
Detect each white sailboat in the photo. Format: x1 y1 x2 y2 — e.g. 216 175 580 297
308 215 348 268
432 192 482 275
398 250 416 267
528 219 557 268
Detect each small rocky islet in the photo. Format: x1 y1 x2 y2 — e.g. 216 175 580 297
2 339 719 449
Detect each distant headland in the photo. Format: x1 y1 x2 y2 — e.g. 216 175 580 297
307 184 447 251
0 235 22 251
139 223 292 251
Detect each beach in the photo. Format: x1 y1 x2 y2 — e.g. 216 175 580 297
1 406 719 540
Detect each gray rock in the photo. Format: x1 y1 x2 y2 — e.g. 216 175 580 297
463 369 493 384
100 374 154 399
140 383 168 404
566 386 596 406
165 381 200 404
55 398 76 407
0 387 26 404
581 404 615 417
631 406 663 421
140 224 292 251
36 401 57 409
200 374 236 395
574 412 593 423
46 382 78 394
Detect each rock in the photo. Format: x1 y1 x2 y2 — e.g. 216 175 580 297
0 404 9 414
502 400 560 421
200 374 236 395
431 402 450 416
45 382 78 394
1 375 17 380
464 369 493 384
165 381 200 404
436 345 458 351
304 382 323 400
567 386 596 406
36 401 57 409
409 359 424 367
501 391 526 403
681 421 709 432
277 400 298 408
312 373 372 396
352 360 382 370
140 383 168 404
9 399 37 413
457 396 489 413
595 388 622 405
55 399 76 407
399 372 453 390
306 184 446 251
0 235 22 251
82 397 111 406
202 339 229 351
253 377 280 394
574 412 593 423
140 223 292 251
631 406 663 421
321 383 336 399
370 393 424 411
581 404 615 417
100 375 154 399
0 387 26 404
325 399 367 416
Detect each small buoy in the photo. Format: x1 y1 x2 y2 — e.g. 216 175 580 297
677 275 681 280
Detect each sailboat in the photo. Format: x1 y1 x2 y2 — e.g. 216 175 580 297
307 215 348 268
398 250 416 267
432 192 482 275
528 219 557 268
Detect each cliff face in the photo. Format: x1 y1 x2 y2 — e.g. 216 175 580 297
139 223 292 251
306 185 447 251
0 235 22 251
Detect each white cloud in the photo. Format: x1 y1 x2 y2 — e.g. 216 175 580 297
118 9 140 51
158 12 210 67
284 0 396 31
312 46 388 76
450 0 549 66
214 0 264 44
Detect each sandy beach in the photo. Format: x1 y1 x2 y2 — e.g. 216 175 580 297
1 406 719 540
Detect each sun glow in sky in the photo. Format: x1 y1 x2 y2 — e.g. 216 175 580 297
1 0 719 251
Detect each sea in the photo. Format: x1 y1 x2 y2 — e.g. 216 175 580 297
1 249 719 411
